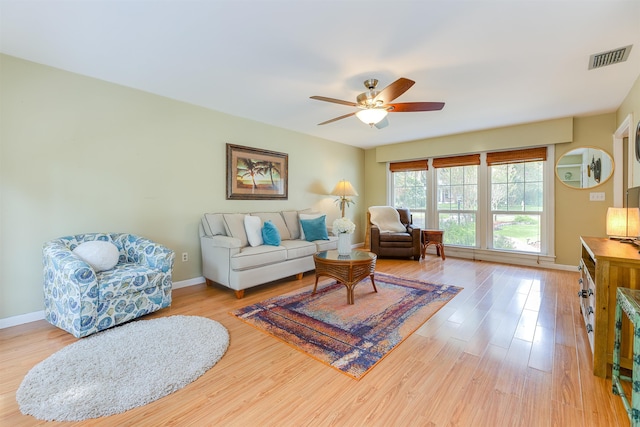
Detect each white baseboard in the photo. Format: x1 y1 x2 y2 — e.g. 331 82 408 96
0 310 46 329
172 276 205 289
0 277 207 330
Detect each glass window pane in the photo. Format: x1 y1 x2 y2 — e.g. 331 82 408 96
525 162 543 181
525 182 542 211
493 214 540 253
412 211 425 229
464 185 478 210
492 165 508 184
508 182 525 211
393 170 427 209
490 160 544 253
439 213 476 246
436 164 478 248
510 163 524 183
492 182 508 210
392 170 427 227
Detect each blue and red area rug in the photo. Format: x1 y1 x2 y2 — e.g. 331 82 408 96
230 272 462 379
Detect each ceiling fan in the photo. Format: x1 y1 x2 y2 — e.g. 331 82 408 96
310 77 444 129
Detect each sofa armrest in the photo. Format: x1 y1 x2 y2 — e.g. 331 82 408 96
123 235 175 273
370 224 381 253
43 241 99 293
199 232 243 287
42 241 100 322
206 234 243 249
410 226 422 256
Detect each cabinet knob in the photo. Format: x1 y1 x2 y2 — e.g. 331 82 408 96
588 307 594 315
578 265 583 271
578 290 587 298
588 289 594 296
578 278 584 284
586 324 594 333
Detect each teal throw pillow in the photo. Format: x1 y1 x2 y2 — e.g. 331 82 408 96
300 215 329 241
262 220 281 246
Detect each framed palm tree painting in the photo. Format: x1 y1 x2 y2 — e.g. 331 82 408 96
226 144 288 200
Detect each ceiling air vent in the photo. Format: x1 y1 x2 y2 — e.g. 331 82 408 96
588 45 632 70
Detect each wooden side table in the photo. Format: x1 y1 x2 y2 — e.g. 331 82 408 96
313 250 377 304
613 287 640 426
421 230 445 260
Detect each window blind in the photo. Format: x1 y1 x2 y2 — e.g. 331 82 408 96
389 159 428 172
486 147 547 165
432 154 480 168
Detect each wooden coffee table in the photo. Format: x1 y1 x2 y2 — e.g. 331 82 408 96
313 250 377 304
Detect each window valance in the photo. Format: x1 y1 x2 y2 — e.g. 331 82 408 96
389 160 428 172
486 147 547 165
432 154 481 168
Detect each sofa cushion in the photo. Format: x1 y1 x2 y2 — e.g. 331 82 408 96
202 213 226 236
223 213 249 247
262 220 281 246
230 245 287 271
282 210 301 239
300 215 329 241
72 241 120 272
379 232 414 242
97 263 161 298
251 212 291 240
244 215 263 247
315 236 339 251
280 239 316 260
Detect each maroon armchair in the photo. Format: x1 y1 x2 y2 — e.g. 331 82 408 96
368 207 421 261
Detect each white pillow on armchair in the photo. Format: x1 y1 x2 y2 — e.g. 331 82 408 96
72 241 120 272
368 206 407 233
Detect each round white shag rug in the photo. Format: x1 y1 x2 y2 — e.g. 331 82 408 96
16 315 229 421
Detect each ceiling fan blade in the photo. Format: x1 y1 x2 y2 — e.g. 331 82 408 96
310 96 357 107
317 112 356 125
387 102 445 112
374 78 415 104
374 116 389 129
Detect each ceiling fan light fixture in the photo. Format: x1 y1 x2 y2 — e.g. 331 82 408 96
356 108 388 126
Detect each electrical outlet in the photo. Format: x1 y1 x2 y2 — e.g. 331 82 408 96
182 252 188 262
589 192 605 201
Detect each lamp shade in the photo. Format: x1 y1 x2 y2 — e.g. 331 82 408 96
606 207 640 238
355 108 388 126
331 180 358 197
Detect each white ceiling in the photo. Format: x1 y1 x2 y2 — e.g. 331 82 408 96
1 0 639 149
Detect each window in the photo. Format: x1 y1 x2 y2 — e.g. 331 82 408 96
433 155 480 247
488 147 546 253
388 147 552 259
390 160 428 228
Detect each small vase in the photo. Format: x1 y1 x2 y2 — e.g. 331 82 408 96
337 233 351 255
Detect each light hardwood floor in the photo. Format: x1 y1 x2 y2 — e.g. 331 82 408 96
0 256 632 426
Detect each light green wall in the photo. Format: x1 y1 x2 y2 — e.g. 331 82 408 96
0 55 365 319
364 114 619 266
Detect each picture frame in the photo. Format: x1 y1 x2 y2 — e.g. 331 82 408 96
226 144 288 200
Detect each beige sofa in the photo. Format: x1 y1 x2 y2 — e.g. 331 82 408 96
199 210 338 298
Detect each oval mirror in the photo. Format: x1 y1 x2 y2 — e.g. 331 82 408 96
556 147 614 189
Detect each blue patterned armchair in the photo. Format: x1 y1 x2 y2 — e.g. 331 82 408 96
43 233 174 338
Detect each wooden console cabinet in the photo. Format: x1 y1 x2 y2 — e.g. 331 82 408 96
579 237 640 377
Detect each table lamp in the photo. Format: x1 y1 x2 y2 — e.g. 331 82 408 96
331 180 358 217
